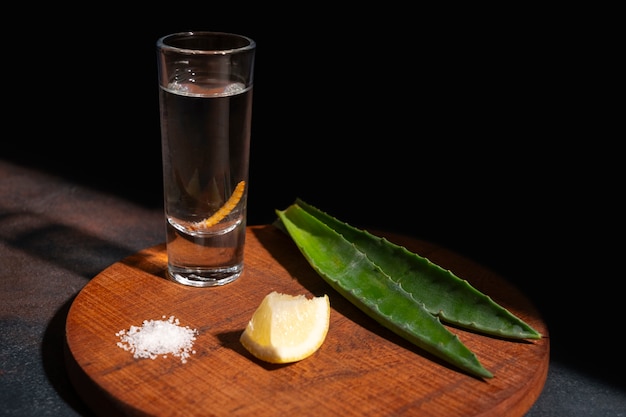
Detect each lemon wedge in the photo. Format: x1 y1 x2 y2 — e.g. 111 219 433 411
240 291 330 363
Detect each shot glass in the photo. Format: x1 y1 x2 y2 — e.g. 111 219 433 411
156 31 255 287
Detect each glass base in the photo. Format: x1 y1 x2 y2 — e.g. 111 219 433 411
167 264 243 287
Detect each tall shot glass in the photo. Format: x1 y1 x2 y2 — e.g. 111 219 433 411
157 31 255 287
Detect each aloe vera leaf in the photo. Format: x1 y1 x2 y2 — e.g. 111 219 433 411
293 198 541 340
276 204 493 379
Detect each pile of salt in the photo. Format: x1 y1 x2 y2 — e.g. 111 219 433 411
116 315 198 364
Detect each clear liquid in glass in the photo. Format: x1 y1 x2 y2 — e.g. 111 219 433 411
159 76 252 286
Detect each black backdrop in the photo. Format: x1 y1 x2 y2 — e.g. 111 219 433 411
4 4 621 380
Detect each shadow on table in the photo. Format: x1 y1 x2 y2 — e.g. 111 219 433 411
42 297 98 417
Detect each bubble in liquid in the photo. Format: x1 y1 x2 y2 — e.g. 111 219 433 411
224 82 245 95
167 81 189 93
165 81 245 97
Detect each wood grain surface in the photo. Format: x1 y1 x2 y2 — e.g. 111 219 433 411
64 225 549 417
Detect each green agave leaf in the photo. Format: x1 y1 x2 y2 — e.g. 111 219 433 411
294 198 541 340
276 204 493 379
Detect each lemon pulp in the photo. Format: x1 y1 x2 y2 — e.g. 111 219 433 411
240 291 330 363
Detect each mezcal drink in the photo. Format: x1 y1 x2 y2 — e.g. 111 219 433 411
157 32 255 287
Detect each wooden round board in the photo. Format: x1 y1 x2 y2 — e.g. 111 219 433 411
65 225 549 417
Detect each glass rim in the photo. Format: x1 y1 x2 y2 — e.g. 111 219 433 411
157 31 256 55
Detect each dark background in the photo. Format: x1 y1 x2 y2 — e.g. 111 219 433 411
4 3 621 388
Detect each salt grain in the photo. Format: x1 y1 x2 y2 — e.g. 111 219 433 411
116 315 198 363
